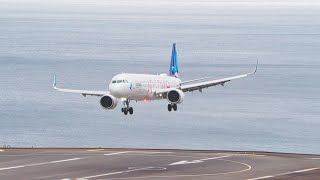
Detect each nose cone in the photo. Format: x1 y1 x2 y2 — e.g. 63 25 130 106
109 83 130 98
109 83 120 98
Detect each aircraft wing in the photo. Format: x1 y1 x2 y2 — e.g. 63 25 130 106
156 61 258 94
181 61 258 92
53 75 108 97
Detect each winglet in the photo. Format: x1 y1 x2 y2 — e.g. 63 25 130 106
53 74 57 89
254 59 259 74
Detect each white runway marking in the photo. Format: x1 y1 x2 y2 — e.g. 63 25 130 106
235 154 266 157
87 149 105 152
210 153 265 157
130 151 173 154
247 167 319 180
123 153 208 159
169 155 231 165
248 175 274 179
0 157 87 171
80 167 155 179
128 167 167 171
0 149 4 152
104 152 129 156
101 159 252 180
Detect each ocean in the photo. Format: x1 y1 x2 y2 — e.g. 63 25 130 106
0 0 320 154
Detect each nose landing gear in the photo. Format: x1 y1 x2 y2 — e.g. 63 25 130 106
122 99 133 115
168 104 177 112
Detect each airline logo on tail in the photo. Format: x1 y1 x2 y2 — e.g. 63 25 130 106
169 43 179 78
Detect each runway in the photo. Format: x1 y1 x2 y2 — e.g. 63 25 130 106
0 149 320 180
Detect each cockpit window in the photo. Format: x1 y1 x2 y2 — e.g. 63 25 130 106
112 80 128 84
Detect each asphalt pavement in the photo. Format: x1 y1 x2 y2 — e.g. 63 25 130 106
0 148 320 180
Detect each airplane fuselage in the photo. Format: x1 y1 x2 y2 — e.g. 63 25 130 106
109 73 181 101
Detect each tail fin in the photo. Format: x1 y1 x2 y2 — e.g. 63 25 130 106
169 43 179 78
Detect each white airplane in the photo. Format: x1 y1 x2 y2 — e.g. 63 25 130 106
53 43 258 115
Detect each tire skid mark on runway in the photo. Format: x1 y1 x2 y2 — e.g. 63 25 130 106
0 157 88 171
89 158 252 180
247 167 319 180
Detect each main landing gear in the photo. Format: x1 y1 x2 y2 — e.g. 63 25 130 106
121 100 133 115
167 104 177 112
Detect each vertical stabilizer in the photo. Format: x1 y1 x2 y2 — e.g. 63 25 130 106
169 43 179 78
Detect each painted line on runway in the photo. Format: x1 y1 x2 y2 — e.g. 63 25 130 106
121 153 213 159
216 152 267 157
80 167 155 179
247 167 319 180
0 157 87 171
87 149 105 152
169 155 231 165
0 149 4 152
87 150 172 154
130 151 173 154
128 167 167 171
248 175 274 179
100 158 252 180
104 151 129 156
235 154 266 157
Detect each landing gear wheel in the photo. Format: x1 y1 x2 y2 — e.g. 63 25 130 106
168 104 172 111
129 107 133 115
124 108 128 115
173 104 177 111
121 108 124 112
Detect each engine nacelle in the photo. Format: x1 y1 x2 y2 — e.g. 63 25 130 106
167 89 185 104
100 95 118 110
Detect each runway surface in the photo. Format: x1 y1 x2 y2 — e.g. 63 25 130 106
0 149 320 180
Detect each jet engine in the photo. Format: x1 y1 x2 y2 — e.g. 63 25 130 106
167 89 185 104
100 95 118 109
